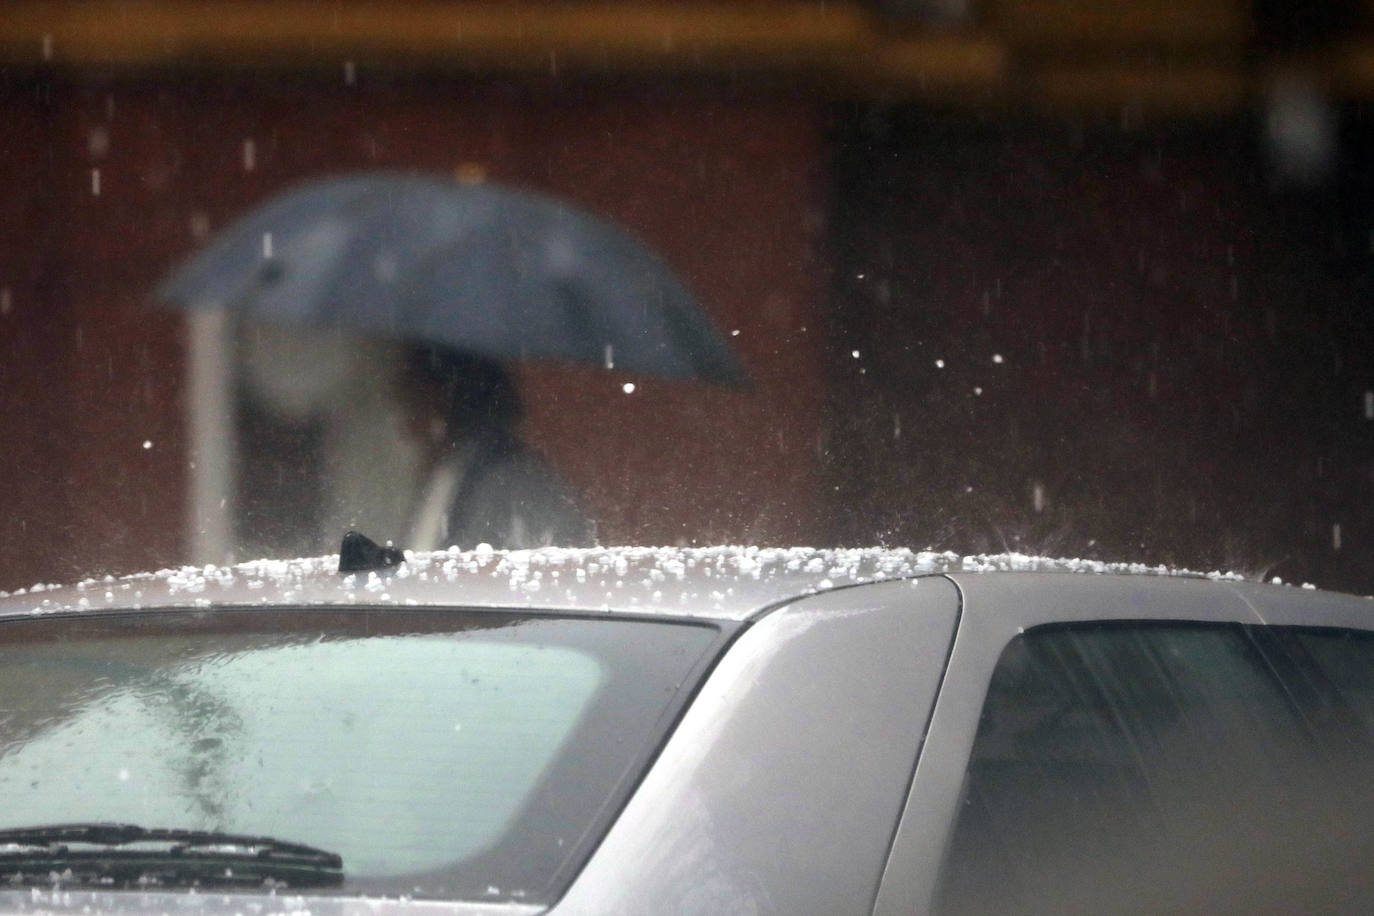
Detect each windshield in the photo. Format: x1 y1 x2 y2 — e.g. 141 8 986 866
0 609 723 902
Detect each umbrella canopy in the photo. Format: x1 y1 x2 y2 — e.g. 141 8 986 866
156 173 746 386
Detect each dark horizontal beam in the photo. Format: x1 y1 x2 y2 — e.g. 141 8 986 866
1 2 861 68
5 1 1374 113
0 1 1011 100
984 0 1250 47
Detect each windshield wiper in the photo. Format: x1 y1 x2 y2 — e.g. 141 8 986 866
0 823 343 889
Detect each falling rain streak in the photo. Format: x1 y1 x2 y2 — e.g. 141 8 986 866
344 60 357 85
603 344 614 370
1365 391 1373 420
243 139 256 172
90 168 100 196
262 232 273 259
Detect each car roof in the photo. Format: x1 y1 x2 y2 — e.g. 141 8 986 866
0 546 1267 623
947 568 1374 631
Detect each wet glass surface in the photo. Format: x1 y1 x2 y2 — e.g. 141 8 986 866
0 609 721 901
937 621 1374 914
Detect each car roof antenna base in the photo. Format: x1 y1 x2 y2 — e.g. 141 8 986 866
338 531 405 574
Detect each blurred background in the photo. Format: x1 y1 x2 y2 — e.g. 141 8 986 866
1 0 1372 592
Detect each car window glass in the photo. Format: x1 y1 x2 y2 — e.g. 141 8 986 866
2 636 601 876
1291 628 1374 736
0 610 721 902
934 622 1374 915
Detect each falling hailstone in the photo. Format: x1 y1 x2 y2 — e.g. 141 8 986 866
622 382 635 394
142 440 153 450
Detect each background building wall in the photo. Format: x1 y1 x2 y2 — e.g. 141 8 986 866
4 0 1374 593
824 110 1374 591
0 76 828 587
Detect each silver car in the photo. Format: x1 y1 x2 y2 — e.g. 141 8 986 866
1 547 1372 915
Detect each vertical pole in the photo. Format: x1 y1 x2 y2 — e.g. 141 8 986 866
186 310 235 565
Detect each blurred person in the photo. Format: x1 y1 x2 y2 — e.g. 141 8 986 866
397 343 593 551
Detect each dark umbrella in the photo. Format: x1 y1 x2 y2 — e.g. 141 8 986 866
156 172 746 386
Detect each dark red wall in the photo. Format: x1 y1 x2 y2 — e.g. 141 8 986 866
826 111 1374 591
1 92 80 585
0 75 828 587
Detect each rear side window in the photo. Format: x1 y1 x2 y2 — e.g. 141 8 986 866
935 622 1374 915
1292 629 1374 735
0 609 723 903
